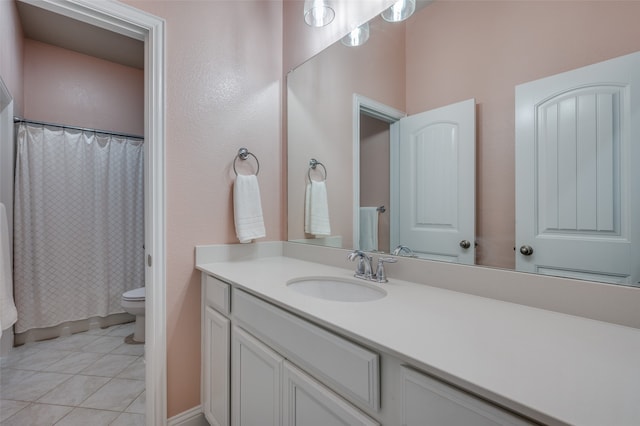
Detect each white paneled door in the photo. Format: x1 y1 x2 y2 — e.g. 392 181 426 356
395 99 476 264
515 51 640 285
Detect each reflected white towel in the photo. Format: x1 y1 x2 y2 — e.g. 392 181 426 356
359 207 378 251
304 181 331 236
0 203 18 336
233 175 266 243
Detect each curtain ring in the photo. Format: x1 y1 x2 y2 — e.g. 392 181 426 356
233 148 260 176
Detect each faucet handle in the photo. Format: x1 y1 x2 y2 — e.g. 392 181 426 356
392 245 415 257
348 250 369 276
375 257 397 283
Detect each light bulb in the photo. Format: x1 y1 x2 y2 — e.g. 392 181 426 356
304 0 335 27
381 0 416 23
341 23 370 47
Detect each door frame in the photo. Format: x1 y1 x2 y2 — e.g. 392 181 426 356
0 77 14 245
352 94 405 250
19 1 167 424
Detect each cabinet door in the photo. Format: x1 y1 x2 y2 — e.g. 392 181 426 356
401 367 533 426
283 361 379 426
232 326 283 426
203 306 230 426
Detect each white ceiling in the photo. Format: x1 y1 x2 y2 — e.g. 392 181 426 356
16 0 144 70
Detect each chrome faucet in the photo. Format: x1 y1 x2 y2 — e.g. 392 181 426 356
348 250 397 283
347 250 374 280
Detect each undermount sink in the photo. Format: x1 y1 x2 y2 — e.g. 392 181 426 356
286 276 387 302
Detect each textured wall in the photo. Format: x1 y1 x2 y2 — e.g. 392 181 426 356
120 0 284 416
0 0 24 115
23 39 143 135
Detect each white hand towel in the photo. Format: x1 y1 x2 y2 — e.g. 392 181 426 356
359 207 378 251
0 203 18 336
304 181 331 236
233 174 266 243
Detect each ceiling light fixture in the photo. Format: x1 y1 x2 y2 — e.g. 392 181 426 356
304 0 335 27
341 23 370 47
381 0 416 23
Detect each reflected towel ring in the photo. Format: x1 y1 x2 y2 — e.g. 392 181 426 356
233 147 260 176
308 158 327 182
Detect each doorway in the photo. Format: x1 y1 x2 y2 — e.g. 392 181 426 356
352 94 405 253
9 1 166 424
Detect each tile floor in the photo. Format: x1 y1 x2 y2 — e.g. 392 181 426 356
0 322 145 425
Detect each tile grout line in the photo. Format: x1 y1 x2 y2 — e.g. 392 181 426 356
0 322 145 425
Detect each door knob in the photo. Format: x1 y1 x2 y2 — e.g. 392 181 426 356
459 240 471 249
519 245 534 256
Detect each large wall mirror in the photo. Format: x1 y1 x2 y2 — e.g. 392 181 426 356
287 0 640 286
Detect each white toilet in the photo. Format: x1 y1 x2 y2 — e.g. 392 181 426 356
121 287 145 343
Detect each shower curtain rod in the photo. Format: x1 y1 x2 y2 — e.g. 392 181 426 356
13 117 144 140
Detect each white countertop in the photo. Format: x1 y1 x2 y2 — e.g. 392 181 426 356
197 255 640 426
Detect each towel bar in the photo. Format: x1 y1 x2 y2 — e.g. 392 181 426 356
308 158 327 182
233 147 260 176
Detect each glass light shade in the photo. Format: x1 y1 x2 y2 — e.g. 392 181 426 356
304 0 335 27
341 23 370 47
380 0 416 22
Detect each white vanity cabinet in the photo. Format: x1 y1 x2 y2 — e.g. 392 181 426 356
201 274 231 426
201 273 534 426
401 367 534 426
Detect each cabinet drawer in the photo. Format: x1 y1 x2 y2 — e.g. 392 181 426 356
203 274 231 315
233 289 380 411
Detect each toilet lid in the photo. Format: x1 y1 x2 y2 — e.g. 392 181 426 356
123 287 145 301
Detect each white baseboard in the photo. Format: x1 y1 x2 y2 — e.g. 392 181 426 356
167 405 208 426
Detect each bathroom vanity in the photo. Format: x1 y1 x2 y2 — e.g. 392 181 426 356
196 243 640 426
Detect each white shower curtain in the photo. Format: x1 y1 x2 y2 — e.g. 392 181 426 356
13 123 144 333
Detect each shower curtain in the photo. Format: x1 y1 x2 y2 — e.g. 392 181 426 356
13 122 144 333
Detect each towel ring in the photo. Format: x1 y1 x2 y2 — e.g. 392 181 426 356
308 158 327 182
233 147 260 176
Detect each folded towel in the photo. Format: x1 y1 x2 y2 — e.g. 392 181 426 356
359 207 378 251
0 203 18 336
233 174 266 243
305 181 331 236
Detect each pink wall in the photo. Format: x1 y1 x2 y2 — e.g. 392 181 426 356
23 39 143 136
0 0 24 115
406 1 640 269
121 0 284 417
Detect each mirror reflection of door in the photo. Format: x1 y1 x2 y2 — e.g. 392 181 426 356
359 114 391 253
515 51 640 285
393 99 476 265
